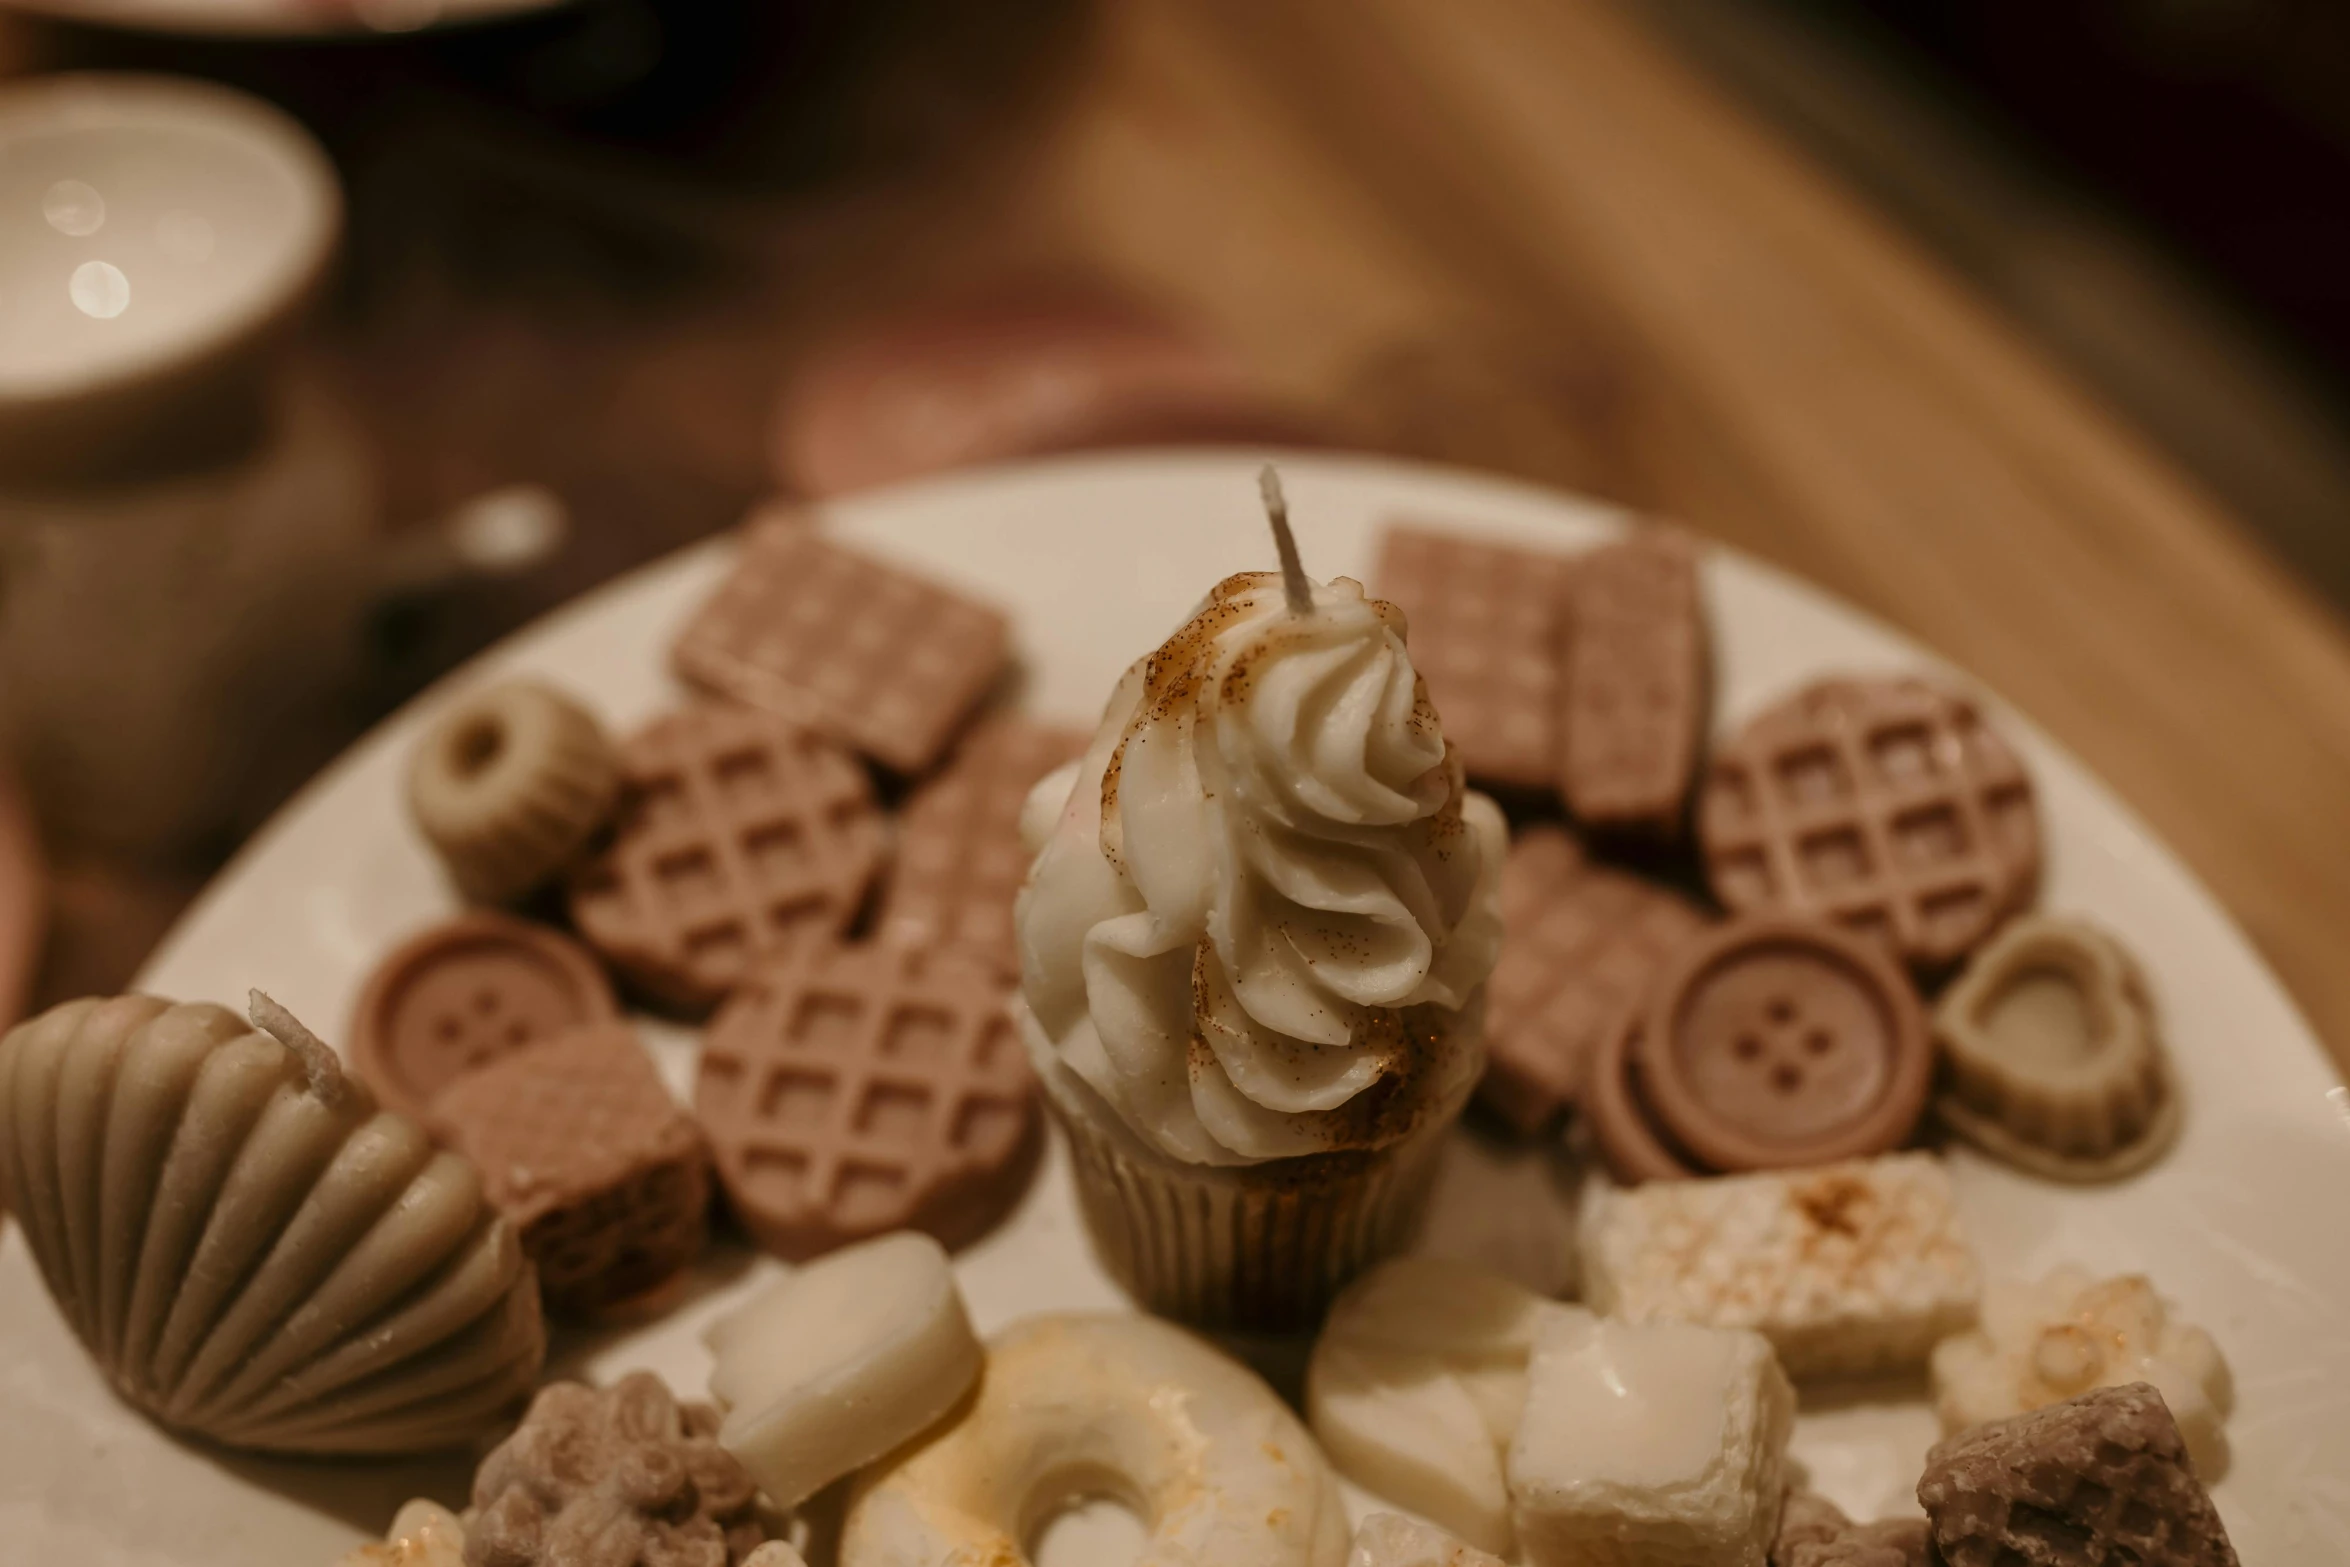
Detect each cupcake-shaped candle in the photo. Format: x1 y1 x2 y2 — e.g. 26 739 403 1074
1016 471 1504 1328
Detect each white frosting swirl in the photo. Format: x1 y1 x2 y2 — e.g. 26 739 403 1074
1016 572 1505 1166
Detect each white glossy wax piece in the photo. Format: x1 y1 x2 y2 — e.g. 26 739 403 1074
706 1231 982 1509
330 1500 467 1567
1348 1512 1506 1567
844 1313 1350 1567
1307 1257 1579 1558
1507 1313 1793 1567
1519 1316 1736 1487
1931 1267 2233 1476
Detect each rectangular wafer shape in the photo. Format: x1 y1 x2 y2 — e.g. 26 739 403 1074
1507 1313 1792 1567
1559 528 1706 832
1479 825 1709 1134
1373 525 1575 790
1578 1154 1980 1380
673 508 1011 774
878 716 1085 977
429 1024 710 1315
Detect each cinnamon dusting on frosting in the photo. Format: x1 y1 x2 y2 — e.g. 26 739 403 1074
1017 567 1505 1166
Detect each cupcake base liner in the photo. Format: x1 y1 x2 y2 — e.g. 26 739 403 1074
1024 1007 1460 1333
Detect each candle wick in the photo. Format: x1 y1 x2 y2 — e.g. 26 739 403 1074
249 989 350 1108
1260 464 1313 615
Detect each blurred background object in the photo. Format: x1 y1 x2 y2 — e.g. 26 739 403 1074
2 0 572 39
0 74 364 854
771 282 1322 497
0 760 40 1027
1628 0 2350 610
0 0 2344 1064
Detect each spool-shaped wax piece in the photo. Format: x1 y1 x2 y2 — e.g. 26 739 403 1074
407 679 620 904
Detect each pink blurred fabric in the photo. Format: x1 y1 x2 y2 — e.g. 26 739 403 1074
0 764 43 1029
770 284 1321 496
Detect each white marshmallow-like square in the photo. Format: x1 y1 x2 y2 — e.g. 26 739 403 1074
1308 1258 1583 1559
1506 1313 1793 1567
1347 1512 1507 1567
1578 1154 1980 1379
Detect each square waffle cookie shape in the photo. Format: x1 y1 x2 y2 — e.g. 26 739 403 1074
1699 677 2038 970
877 716 1085 977
1480 826 1710 1135
696 938 1040 1259
429 1024 710 1316
1373 525 1576 791
567 704 886 1012
673 510 1011 775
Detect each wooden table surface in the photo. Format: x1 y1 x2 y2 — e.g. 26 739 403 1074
988 0 2350 1070
10 0 2350 1073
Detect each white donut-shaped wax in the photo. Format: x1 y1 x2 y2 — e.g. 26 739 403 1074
842 1313 1350 1567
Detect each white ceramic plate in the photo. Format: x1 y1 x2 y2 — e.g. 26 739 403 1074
0 0 563 40
6 452 2347 1565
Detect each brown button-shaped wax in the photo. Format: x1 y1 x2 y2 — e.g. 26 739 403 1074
1634 914 1931 1171
1582 1007 1701 1185
349 910 617 1121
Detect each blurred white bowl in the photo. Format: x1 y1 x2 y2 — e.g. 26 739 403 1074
0 73 338 476
0 0 567 39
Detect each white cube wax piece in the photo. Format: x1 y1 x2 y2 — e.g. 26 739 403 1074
1507 1314 1793 1567
1578 1153 1980 1380
1348 1511 1507 1567
1307 1257 1583 1558
705 1231 982 1509
1931 1267 2233 1476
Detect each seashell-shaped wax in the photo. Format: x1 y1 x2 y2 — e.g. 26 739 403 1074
0 992 546 1454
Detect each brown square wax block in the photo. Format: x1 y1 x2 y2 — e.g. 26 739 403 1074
878 715 1086 978
430 1023 710 1317
1372 525 1575 792
1479 825 1710 1136
1559 527 1708 833
673 509 1011 775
